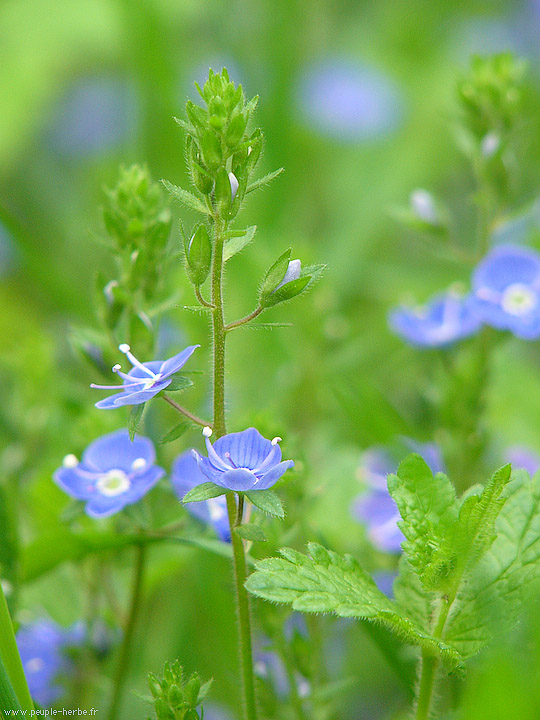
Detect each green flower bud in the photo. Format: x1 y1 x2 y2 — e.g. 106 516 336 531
185 225 212 286
226 112 248 148
148 673 163 699
154 698 174 720
167 683 184 707
201 129 222 169
183 674 201 707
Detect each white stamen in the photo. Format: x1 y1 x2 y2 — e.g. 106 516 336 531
271 437 282 445
112 364 122 372
203 426 213 438
119 343 130 353
63 454 78 468
118 343 157 379
131 458 147 471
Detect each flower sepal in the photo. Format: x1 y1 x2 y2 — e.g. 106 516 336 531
183 482 228 503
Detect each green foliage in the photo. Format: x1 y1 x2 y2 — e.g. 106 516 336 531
244 489 284 518
183 225 212 286
234 523 267 542
183 483 227 503
246 542 461 667
159 421 193 444
146 659 212 720
128 403 146 441
223 226 257 262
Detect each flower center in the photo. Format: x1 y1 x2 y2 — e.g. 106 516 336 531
501 283 537 316
26 657 45 674
96 469 131 496
142 373 162 390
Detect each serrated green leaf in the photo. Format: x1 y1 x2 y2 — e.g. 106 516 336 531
445 469 540 659
166 376 194 392
246 167 284 194
245 489 284 518
161 180 209 215
234 524 267 542
245 543 462 667
223 226 257 262
128 403 146 441
388 454 458 586
183 483 227 503
159 421 192 444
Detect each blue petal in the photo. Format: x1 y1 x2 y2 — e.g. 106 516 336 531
159 345 200 378
213 428 273 470
255 460 294 490
193 451 224 483
122 466 164 503
171 452 208 496
473 244 540 293
82 430 155 472
109 383 168 407
353 490 398 526
218 468 258 491
95 391 131 409
125 361 163 382
53 466 96 500
85 495 126 518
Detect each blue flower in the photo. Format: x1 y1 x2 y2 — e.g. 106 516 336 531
352 443 444 553
54 429 164 517
373 571 397 598
171 452 231 542
192 427 294 492
471 244 540 339
16 620 84 707
91 343 199 408
389 290 482 347
505 445 540 476
296 58 403 141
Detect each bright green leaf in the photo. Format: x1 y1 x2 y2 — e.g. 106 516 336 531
245 489 284 518
234 524 267 542
183 483 227 503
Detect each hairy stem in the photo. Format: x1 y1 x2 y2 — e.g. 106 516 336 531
211 213 258 720
225 306 264 332
108 543 146 720
162 393 210 428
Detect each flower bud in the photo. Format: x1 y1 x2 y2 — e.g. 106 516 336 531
185 225 212 286
274 259 301 290
226 112 248 148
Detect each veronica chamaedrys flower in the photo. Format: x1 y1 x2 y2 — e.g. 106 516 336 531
471 244 540 339
171 452 231 542
352 444 444 553
192 427 294 492
296 58 403 141
505 445 540 475
389 290 481 347
91 343 199 408
17 620 84 707
54 429 164 517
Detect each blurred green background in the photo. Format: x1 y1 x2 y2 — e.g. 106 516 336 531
2 0 540 718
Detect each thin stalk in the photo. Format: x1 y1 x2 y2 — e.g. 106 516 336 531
211 212 258 720
225 306 264 332
195 286 215 309
108 543 146 720
162 394 210 428
414 595 453 720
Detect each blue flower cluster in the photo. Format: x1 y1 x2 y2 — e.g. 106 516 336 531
16 620 85 707
390 244 540 346
352 442 444 553
54 425 293 538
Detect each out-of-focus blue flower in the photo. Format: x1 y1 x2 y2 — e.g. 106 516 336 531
202 704 235 720
171 452 231 542
16 620 84 707
91 343 199 408
373 571 396 598
471 244 540 339
389 290 482 347
0 222 18 277
54 429 164 518
192 427 294 492
296 58 403 141
505 445 540 476
255 647 310 700
48 77 138 156
353 443 444 553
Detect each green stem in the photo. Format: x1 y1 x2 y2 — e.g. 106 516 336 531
108 543 146 720
414 595 453 720
211 213 258 720
162 394 210 428
225 306 264 332
0 582 33 713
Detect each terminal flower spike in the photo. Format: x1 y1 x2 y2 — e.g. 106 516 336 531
91 343 199 408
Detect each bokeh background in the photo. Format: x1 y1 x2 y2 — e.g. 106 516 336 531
2 1 540 718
